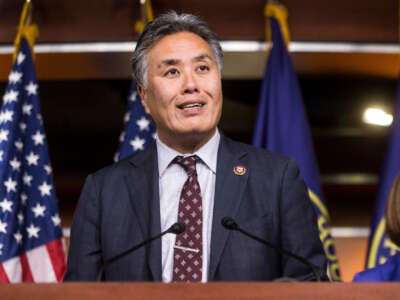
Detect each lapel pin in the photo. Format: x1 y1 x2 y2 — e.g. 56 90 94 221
233 166 246 176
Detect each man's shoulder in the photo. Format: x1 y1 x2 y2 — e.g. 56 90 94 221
90 143 156 181
220 135 293 167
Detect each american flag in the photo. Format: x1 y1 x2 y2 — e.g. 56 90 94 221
114 81 156 162
0 37 66 282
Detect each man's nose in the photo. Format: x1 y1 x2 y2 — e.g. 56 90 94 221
182 71 199 94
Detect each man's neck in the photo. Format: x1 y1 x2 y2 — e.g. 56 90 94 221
158 129 217 154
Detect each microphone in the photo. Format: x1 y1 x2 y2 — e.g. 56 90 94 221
96 222 185 281
168 222 186 235
221 217 321 282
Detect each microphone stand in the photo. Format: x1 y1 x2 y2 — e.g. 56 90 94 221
96 222 185 281
221 217 322 282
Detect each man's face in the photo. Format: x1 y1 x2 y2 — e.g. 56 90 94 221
138 31 223 148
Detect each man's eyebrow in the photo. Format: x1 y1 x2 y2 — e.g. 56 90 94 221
158 59 180 68
193 54 213 62
157 54 213 68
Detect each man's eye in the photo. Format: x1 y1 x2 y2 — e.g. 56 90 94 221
165 69 178 76
197 65 210 72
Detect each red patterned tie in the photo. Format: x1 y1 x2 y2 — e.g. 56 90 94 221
172 155 203 282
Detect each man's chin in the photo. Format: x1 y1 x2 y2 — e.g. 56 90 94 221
175 127 216 138
169 127 215 145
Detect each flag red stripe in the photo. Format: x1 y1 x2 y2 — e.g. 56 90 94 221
20 254 34 282
0 264 10 283
46 238 66 282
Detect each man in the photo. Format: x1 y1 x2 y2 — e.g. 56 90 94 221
65 11 328 282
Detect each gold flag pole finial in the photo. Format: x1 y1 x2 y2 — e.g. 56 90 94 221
134 0 154 35
24 0 33 26
13 0 39 62
264 0 290 49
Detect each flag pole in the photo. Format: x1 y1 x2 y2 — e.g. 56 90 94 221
264 2 290 48
397 0 400 66
13 0 38 62
24 0 33 27
134 0 154 35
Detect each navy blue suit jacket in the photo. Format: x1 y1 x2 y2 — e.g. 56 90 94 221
64 135 328 281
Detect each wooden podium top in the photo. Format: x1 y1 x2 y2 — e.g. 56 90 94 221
1 282 399 300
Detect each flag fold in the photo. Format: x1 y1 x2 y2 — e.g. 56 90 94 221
115 82 156 162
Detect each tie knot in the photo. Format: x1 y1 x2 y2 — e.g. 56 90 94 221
173 155 200 175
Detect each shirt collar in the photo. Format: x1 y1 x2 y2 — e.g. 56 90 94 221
156 129 220 177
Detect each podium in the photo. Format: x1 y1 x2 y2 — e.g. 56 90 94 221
1 282 399 300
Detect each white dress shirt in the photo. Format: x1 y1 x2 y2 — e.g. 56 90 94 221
157 130 220 283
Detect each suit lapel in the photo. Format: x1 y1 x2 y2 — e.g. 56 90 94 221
125 143 162 281
208 136 249 280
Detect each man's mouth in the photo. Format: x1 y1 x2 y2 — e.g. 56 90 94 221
178 103 204 110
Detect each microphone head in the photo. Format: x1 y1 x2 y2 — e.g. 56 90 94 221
169 222 186 235
221 217 238 230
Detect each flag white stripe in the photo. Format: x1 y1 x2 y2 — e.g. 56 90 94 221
61 237 67 254
26 245 56 282
3 256 22 283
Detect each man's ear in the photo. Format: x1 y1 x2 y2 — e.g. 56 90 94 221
137 83 151 115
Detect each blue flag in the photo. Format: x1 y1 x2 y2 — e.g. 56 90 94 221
0 38 66 282
252 16 340 281
114 81 156 162
366 78 400 269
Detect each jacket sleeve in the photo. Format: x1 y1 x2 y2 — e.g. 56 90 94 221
64 174 102 281
279 159 329 281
